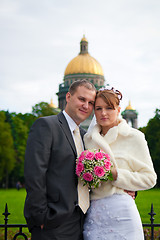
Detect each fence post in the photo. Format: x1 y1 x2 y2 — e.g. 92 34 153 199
148 203 156 240
2 203 10 240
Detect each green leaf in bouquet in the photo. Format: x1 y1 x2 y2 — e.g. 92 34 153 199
108 172 114 181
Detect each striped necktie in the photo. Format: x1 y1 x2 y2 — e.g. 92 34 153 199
73 126 90 214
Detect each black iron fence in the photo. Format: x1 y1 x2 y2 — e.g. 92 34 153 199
0 204 28 240
0 203 160 240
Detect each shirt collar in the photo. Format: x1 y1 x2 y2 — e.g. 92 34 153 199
63 110 78 132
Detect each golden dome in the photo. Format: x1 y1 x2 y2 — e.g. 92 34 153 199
64 53 104 76
125 101 135 110
81 35 88 42
64 36 104 76
49 98 57 108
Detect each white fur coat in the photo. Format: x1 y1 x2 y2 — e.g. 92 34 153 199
84 118 157 200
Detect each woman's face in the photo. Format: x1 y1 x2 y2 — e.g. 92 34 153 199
95 97 121 131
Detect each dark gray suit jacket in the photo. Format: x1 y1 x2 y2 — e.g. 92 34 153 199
24 112 86 231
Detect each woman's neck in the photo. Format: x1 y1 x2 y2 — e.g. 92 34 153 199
101 126 110 136
101 120 119 136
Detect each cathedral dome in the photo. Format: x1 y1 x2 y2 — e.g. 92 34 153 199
64 36 104 76
57 36 105 111
125 101 135 110
49 98 57 108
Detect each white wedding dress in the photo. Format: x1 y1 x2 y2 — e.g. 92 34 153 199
83 194 144 240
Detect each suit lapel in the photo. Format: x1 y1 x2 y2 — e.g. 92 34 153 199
57 112 77 156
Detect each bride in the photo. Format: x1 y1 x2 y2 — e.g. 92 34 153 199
83 87 157 240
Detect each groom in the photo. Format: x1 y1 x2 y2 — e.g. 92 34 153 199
24 79 96 240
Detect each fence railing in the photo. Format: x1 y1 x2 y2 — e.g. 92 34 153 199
0 204 28 240
0 203 160 240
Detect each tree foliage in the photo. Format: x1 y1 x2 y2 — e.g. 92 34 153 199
32 102 59 117
0 111 16 188
141 109 160 187
0 101 60 188
8 113 29 186
16 112 37 130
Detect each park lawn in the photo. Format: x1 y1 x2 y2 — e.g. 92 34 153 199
0 188 30 240
0 188 27 224
135 188 160 224
0 188 159 239
0 188 160 224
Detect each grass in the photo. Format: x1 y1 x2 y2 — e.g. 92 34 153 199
0 188 30 239
0 188 159 224
0 188 27 224
0 188 160 239
135 188 160 224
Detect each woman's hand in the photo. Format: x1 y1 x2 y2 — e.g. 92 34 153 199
111 168 118 181
124 190 136 200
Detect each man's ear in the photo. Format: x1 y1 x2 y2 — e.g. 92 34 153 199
66 92 71 103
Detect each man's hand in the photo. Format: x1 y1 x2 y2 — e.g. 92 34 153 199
124 190 136 199
41 224 44 230
111 168 118 181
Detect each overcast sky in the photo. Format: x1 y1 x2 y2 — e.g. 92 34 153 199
0 0 160 127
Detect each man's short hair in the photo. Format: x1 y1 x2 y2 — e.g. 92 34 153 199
69 79 96 95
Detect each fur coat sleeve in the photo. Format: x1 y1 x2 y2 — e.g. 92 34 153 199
84 119 157 192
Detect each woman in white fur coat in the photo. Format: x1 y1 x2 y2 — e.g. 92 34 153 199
83 87 157 240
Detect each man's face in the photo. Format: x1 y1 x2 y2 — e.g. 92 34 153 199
65 86 96 125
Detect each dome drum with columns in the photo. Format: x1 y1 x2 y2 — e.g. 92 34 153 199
57 36 105 111
121 101 138 129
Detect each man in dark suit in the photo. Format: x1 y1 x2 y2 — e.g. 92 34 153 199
24 79 96 240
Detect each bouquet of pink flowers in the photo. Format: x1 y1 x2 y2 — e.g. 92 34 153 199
76 149 113 189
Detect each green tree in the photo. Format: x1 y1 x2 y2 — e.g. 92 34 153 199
140 109 160 187
32 102 59 117
0 111 16 188
0 102 60 188
6 113 29 186
16 112 37 130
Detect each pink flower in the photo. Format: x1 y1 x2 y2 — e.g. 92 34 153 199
104 153 110 160
95 152 104 160
83 172 93 182
80 151 86 157
78 154 85 162
85 151 95 160
104 161 112 171
76 162 84 177
94 166 105 177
